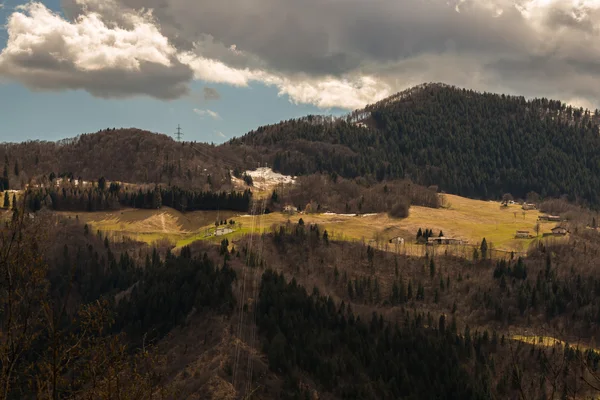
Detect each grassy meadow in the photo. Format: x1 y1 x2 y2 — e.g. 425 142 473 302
58 194 565 255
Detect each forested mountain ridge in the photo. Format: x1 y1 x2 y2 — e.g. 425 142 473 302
229 83 600 207
5 83 600 207
0 128 258 192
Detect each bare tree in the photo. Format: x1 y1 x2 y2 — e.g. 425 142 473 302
0 203 48 399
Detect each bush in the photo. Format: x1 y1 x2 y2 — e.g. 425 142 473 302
388 197 410 218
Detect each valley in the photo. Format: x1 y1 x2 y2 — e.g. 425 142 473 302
3 84 600 399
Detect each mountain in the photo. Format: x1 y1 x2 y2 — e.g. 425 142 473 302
6 83 600 207
0 128 255 191
5 84 600 399
229 83 600 207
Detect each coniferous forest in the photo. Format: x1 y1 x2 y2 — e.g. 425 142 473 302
6 84 600 399
23 183 252 213
232 83 600 207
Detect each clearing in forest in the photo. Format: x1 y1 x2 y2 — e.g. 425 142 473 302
57 194 562 253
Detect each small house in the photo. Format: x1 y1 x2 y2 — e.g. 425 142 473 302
522 203 537 210
551 226 568 236
427 237 464 245
547 215 561 222
538 215 549 221
515 230 530 239
389 237 405 245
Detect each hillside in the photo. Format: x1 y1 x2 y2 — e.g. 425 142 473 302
228 83 600 207
5 206 600 399
0 128 255 191
64 194 560 255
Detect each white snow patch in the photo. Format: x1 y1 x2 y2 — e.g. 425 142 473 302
361 213 378 217
323 212 356 217
244 167 296 191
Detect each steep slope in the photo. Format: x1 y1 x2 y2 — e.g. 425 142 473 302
229 83 600 207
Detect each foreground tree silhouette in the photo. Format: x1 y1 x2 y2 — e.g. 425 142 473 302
0 200 173 399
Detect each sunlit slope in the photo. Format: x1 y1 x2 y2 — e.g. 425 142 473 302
59 194 561 253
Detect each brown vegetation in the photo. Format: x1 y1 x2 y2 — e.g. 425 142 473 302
0 128 260 191
270 173 439 215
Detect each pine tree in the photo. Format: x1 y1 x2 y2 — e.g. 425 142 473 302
429 259 436 278
13 161 19 176
11 194 16 210
480 238 488 259
439 230 444 237
3 191 9 208
416 228 423 241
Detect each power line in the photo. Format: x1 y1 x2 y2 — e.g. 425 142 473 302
174 124 184 141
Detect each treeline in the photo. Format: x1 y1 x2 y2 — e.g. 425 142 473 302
24 184 252 212
232 83 600 208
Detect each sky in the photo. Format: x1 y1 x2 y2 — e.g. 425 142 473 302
2 0 600 143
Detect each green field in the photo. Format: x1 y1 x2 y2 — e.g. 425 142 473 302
59 194 563 253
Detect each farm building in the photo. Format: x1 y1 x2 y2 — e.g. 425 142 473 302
515 230 530 238
427 237 464 245
522 203 537 210
215 227 234 236
547 215 561 222
389 237 405 245
551 227 568 236
283 205 298 214
538 215 549 221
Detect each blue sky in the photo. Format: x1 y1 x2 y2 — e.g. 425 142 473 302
0 0 346 144
2 0 599 145
0 78 345 144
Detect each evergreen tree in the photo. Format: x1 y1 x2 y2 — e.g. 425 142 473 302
3 191 9 208
11 193 16 210
480 238 488 259
98 177 106 191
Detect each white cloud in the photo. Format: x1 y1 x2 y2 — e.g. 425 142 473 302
215 130 226 138
193 108 221 120
4 0 600 109
0 1 192 98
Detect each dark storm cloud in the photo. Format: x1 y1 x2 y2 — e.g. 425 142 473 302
8 0 600 108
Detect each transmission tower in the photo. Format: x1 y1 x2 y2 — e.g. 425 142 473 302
174 124 184 141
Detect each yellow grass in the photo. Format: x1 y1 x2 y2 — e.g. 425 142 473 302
231 194 559 253
57 195 565 253
512 335 598 353
57 208 237 246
